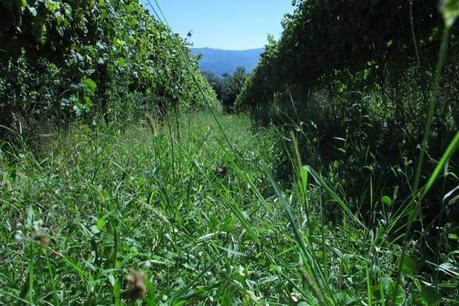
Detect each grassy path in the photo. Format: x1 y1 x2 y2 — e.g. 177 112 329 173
1 113 289 304
1 113 458 305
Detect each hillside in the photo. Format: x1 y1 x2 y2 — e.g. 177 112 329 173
191 47 263 76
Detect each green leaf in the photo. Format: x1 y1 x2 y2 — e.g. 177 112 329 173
438 262 459 276
441 0 459 27
116 57 126 68
400 256 422 275
90 225 100 234
84 96 93 108
107 274 116 287
28 6 37 16
82 78 97 95
421 285 441 305
382 276 405 304
63 3 72 16
96 218 106 231
381 195 392 207
44 0 59 13
39 24 47 46
304 166 366 229
421 132 459 198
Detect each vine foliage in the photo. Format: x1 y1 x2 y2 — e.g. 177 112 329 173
236 0 458 225
0 0 216 138
237 0 452 115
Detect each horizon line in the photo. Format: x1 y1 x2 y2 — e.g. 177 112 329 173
190 46 265 52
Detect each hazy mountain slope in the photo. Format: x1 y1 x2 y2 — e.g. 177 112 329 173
191 48 263 76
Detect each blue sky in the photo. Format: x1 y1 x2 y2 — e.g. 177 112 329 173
141 0 294 50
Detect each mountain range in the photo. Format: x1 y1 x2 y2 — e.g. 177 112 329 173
191 47 264 77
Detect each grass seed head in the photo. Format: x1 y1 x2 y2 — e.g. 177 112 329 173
145 113 157 136
32 231 49 247
215 164 228 177
125 269 147 300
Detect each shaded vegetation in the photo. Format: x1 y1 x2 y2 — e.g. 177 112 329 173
204 67 248 113
235 0 459 303
237 0 458 228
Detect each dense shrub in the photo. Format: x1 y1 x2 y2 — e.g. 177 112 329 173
203 67 248 113
236 1 459 229
237 0 451 110
0 0 216 140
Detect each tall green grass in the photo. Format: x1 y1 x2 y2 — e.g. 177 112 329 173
1 111 458 304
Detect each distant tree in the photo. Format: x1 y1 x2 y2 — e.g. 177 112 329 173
221 67 248 112
203 67 247 113
203 71 224 101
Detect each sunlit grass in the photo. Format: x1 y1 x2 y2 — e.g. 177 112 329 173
1 112 457 305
